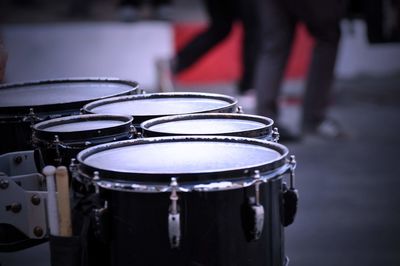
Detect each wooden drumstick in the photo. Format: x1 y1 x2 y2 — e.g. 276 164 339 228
42 165 59 236
55 166 72 237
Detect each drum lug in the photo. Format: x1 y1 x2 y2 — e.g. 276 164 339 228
93 201 110 244
129 125 138 138
272 127 280 142
282 155 298 227
236 105 244 114
53 135 62 165
242 170 265 241
70 159 88 195
93 171 101 194
251 170 264 240
23 108 42 125
168 177 180 249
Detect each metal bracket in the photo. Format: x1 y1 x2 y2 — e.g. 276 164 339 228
249 170 265 241
168 177 180 248
23 108 42 125
272 127 280 142
282 155 299 227
0 150 40 177
0 174 48 239
53 135 62 165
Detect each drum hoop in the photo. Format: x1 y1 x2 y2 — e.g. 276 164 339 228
77 136 289 184
0 78 139 117
82 92 238 123
141 113 274 139
33 114 133 143
91 163 291 193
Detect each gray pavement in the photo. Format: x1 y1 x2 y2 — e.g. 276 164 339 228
1 1 400 265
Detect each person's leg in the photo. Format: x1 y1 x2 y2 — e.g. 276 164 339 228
298 0 342 130
236 0 261 94
253 0 295 120
173 0 234 73
0 38 7 83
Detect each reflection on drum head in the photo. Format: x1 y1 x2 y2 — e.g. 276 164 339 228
83 140 282 174
89 98 232 116
0 82 135 107
148 118 266 134
43 120 124 132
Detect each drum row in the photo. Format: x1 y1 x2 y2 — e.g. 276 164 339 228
0 78 298 266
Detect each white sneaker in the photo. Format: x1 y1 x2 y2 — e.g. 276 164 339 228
307 118 349 139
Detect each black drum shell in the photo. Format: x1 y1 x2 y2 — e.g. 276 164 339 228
32 114 134 167
76 136 291 266
103 176 285 266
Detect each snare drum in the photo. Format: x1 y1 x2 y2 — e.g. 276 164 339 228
76 136 296 266
141 113 278 141
32 114 134 167
82 92 239 126
0 78 139 154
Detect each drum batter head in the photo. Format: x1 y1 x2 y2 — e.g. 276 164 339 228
141 113 274 139
82 92 238 124
33 114 133 142
0 78 139 115
77 136 288 184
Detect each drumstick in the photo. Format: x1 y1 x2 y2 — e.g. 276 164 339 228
42 165 59 236
55 166 72 237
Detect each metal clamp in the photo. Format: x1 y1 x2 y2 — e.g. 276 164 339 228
168 177 180 248
93 171 101 194
53 135 62 165
249 170 265 241
129 125 138 139
282 155 298 227
23 108 42 125
0 174 48 239
272 127 280 142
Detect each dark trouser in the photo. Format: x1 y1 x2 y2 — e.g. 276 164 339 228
254 0 342 128
120 0 171 7
175 0 260 92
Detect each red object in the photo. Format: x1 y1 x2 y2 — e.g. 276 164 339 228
173 22 314 84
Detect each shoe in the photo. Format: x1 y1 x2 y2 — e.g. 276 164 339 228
304 118 348 139
237 89 256 112
155 58 175 92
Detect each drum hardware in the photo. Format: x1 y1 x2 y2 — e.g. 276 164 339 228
168 177 181 249
129 124 138 138
22 108 42 125
93 171 101 194
91 171 112 244
90 163 292 194
0 150 42 178
53 135 62 165
70 159 95 195
282 155 298 227
272 127 280 142
0 173 48 240
237 105 244 113
246 170 265 241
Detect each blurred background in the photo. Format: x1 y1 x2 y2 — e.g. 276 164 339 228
0 0 400 265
